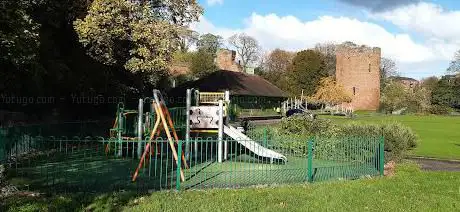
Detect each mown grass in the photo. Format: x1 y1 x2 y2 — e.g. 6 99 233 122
124 163 459 212
3 163 459 211
321 114 460 160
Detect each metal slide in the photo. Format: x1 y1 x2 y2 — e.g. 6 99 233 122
223 125 287 162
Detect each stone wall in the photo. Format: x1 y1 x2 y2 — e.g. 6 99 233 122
336 45 381 110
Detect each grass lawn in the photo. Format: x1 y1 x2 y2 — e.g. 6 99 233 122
4 163 458 211
321 114 460 160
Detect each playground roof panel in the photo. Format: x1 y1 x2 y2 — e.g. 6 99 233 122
168 70 288 98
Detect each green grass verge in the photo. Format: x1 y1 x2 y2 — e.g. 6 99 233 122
321 115 460 160
3 163 459 211
127 164 459 212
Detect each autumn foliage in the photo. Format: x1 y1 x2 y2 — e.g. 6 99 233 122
312 76 352 105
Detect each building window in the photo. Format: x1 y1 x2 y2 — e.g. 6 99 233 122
353 87 356 95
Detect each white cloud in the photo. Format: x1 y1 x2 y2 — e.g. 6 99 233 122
191 16 236 39
191 7 460 79
207 0 223 6
192 13 434 63
374 3 460 41
372 2 460 60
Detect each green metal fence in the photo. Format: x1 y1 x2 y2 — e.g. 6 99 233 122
2 137 180 193
2 134 384 193
0 107 186 163
0 120 112 163
180 138 305 190
308 136 384 182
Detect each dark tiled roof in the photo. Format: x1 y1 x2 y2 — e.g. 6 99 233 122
168 70 288 98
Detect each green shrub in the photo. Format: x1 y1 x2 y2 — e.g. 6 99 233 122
245 123 276 141
271 133 309 156
275 115 418 162
429 104 450 115
337 122 417 161
279 115 337 137
245 125 308 156
228 104 241 121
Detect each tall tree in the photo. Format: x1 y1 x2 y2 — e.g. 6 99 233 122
314 42 337 76
432 75 460 108
189 50 217 78
74 0 203 85
0 0 40 68
381 81 432 113
196 33 222 55
447 50 460 74
178 29 199 53
286 50 328 96
264 49 294 73
380 57 399 90
228 33 261 68
421 76 439 92
261 49 294 90
380 81 407 113
406 86 431 113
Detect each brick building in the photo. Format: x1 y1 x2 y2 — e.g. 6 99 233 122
336 45 381 110
169 49 243 78
169 62 190 76
390 76 419 90
215 49 243 72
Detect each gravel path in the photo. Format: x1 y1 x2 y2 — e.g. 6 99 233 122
410 157 460 171
249 119 281 126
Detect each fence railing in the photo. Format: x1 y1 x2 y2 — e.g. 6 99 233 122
308 136 384 182
0 107 187 162
168 107 187 129
2 135 384 194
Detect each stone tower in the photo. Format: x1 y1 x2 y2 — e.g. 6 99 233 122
336 45 381 110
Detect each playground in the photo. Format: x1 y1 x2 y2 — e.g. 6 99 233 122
6 138 381 193
1 90 383 194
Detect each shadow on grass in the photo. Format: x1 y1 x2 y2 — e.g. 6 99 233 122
8 147 185 194
0 191 140 212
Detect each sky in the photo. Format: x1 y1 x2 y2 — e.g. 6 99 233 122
192 0 460 79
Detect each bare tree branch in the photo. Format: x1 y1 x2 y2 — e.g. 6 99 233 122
228 33 261 68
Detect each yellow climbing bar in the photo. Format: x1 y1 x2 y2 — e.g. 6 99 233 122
199 92 225 104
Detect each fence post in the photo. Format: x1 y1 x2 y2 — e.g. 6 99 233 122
185 89 191 161
218 99 224 162
263 128 267 147
379 136 385 176
137 98 144 158
176 140 182 191
0 133 4 162
307 137 313 182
